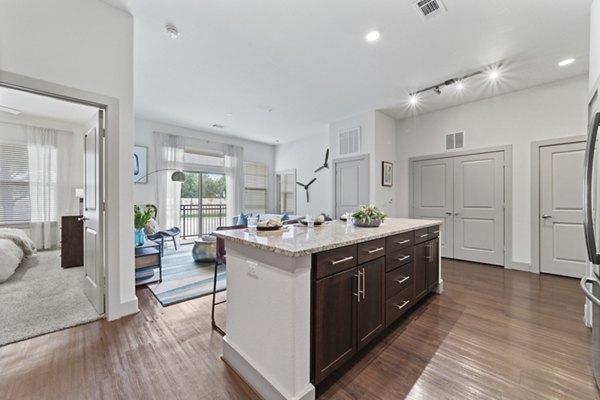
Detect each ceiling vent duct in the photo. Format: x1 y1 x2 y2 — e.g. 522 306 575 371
414 0 445 20
446 131 464 150
339 127 361 156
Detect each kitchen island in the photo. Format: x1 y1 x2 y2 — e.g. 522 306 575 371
215 218 443 400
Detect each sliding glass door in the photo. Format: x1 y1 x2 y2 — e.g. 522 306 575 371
180 172 227 239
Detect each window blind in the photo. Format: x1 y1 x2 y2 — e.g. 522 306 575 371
0 142 31 223
244 161 268 214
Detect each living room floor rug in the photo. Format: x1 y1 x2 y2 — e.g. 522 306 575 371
147 244 225 307
0 250 101 347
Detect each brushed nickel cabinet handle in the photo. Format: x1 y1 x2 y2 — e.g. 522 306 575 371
395 255 410 262
353 270 362 303
395 239 410 245
419 233 429 238
395 276 410 284
331 256 354 265
394 300 410 310
433 230 440 234
367 247 384 254
362 268 366 300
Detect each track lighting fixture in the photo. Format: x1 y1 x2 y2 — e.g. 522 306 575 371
408 64 502 104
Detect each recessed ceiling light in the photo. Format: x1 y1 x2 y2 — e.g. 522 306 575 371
0 105 21 115
165 24 179 39
558 58 575 67
488 69 500 80
365 30 381 42
456 81 464 90
409 94 418 106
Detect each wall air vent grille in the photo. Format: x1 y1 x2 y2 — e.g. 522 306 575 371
414 0 445 19
446 131 464 150
339 127 361 156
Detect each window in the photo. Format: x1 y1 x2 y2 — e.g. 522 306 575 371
276 169 296 214
0 142 31 223
244 161 268 214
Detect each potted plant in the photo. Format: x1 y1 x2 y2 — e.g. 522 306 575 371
134 205 154 246
352 205 387 228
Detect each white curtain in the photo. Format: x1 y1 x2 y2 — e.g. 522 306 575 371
26 127 59 250
224 144 244 222
154 132 185 229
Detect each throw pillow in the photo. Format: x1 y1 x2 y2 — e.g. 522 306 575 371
237 212 248 226
281 214 290 221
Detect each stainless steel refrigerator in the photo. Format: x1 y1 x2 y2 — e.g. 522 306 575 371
582 80 600 390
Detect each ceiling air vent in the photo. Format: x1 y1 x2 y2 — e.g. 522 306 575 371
446 131 464 150
414 0 445 19
339 127 361 156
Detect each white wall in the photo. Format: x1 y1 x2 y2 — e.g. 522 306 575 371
134 118 276 212
275 133 332 216
374 111 397 216
395 75 589 266
591 0 600 91
0 0 136 320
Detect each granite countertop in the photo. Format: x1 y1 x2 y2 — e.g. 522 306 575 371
214 218 443 257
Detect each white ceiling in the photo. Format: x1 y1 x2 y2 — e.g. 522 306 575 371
105 0 592 144
0 86 98 126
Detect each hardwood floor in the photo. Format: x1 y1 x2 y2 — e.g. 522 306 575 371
0 259 598 399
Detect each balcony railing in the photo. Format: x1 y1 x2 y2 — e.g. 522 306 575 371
180 203 227 239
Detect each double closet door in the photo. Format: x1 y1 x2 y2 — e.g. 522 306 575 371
413 151 505 266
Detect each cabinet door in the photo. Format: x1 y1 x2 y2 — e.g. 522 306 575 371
414 242 428 300
313 267 357 384
357 258 385 350
427 238 440 291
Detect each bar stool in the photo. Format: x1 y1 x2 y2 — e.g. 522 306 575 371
211 224 246 336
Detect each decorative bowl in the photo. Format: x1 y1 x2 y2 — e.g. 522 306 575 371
353 218 382 228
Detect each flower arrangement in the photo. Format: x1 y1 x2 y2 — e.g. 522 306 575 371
352 205 386 227
134 205 154 230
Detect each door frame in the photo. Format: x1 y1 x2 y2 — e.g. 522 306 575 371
331 154 370 218
408 145 513 269
531 135 587 274
0 70 119 319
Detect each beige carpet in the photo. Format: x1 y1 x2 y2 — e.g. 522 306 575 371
0 250 101 347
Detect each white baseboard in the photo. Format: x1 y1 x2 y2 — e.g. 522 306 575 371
222 336 315 400
107 297 139 321
508 261 531 272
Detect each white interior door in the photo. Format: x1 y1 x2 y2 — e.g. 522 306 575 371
334 156 369 218
412 158 454 258
83 110 104 314
540 142 587 278
453 152 505 266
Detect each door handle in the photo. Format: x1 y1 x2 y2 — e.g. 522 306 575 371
584 111 600 264
445 212 452 215
580 276 600 307
78 216 90 222
541 215 552 219
454 212 460 216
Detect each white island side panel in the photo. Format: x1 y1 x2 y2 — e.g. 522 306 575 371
223 241 315 400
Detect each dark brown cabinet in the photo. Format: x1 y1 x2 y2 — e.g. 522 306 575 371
61 215 83 268
312 226 440 385
414 241 428 300
357 258 384 350
427 237 439 291
313 267 357 384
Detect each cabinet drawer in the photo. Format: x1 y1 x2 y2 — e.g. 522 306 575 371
428 225 441 238
385 286 414 327
385 262 414 300
414 228 430 244
386 231 414 253
385 248 414 272
357 238 386 264
315 245 358 279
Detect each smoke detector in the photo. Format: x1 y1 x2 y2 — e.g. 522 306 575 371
414 0 446 20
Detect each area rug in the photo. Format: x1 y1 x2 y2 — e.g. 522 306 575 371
147 244 226 307
0 250 101 347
